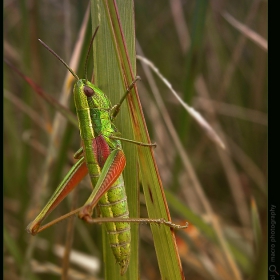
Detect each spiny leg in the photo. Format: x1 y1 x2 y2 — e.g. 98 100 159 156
109 135 156 148
111 76 141 120
32 207 188 234
84 217 188 229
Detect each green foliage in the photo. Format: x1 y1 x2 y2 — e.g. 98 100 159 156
4 1 267 279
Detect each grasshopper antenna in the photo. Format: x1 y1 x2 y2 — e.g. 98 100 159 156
38 39 79 81
84 25 100 83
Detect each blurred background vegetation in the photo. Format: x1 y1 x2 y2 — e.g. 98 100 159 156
4 0 267 279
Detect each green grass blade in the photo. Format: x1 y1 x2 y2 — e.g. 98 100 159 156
91 1 138 278
100 1 185 279
4 227 24 268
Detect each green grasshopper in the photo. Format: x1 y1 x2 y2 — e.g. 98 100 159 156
26 27 187 275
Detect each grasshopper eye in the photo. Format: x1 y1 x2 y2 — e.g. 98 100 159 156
83 86 95 97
